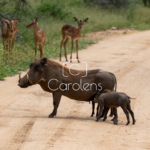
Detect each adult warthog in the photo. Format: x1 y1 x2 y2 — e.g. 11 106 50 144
18 58 117 118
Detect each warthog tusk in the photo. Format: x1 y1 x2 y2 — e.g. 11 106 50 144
26 74 29 83
19 73 21 79
37 78 46 84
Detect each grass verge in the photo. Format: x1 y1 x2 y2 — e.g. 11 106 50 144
0 0 150 80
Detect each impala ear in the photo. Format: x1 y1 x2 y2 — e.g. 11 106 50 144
1 19 9 24
74 17 78 22
41 58 47 65
13 20 21 25
83 18 89 23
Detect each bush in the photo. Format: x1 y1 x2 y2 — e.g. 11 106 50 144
101 0 130 8
37 2 71 20
84 0 130 8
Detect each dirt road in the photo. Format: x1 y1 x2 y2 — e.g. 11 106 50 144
0 30 150 150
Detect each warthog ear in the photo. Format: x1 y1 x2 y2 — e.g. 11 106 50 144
41 58 47 65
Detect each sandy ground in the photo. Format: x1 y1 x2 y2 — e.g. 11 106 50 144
0 30 150 150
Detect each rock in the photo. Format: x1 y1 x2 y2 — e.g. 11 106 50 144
111 27 117 30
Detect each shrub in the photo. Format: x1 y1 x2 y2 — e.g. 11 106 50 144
37 2 71 20
84 0 130 8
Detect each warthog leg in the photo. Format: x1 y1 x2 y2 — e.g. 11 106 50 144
96 104 104 121
103 107 109 121
48 92 62 118
91 102 95 117
91 102 107 118
96 104 99 118
127 103 136 124
109 108 114 117
112 108 118 125
121 104 130 125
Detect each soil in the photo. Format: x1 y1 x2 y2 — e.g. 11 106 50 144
0 29 150 150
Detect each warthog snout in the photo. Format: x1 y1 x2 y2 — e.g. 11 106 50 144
18 73 30 88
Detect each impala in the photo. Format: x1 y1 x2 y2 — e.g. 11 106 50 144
60 17 88 63
26 18 46 59
1 19 20 62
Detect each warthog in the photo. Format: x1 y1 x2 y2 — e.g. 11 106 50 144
18 58 117 118
96 90 136 125
91 72 117 118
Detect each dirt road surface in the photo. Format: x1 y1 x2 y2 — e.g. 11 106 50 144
0 30 150 150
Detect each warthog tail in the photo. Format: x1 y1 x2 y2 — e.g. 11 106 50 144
109 72 117 92
128 96 135 99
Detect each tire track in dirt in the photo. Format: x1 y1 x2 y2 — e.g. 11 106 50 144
96 53 150 149
43 40 150 150
114 64 150 149
43 102 83 150
7 119 35 150
85 59 150 150
1 30 150 150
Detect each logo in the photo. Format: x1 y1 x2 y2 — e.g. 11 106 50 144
48 60 103 92
62 59 87 77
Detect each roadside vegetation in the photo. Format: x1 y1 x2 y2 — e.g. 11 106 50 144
0 0 150 80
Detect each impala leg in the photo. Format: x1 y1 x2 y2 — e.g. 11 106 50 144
3 39 6 62
6 40 9 50
40 40 45 59
5 40 8 51
60 37 65 61
70 38 74 63
43 39 46 49
10 37 15 63
64 37 69 62
40 44 43 58
5 41 9 61
12 37 16 49
9 39 13 63
76 40 80 63
35 43 37 59
3 39 5 50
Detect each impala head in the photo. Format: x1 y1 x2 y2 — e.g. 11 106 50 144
74 17 89 29
1 19 20 33
26 18 38 29
18 58 47 88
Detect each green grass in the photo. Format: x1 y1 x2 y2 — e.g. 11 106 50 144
1 0 150 80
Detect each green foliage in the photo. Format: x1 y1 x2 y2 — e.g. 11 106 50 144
1 0 150 80
68 0 83 6
84 0 130 8
37 2 71 20
84 0 142 8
